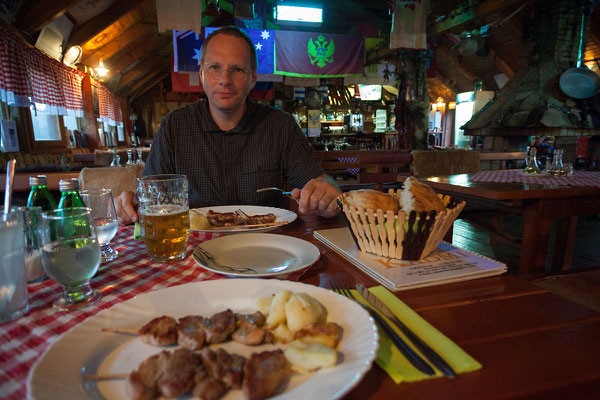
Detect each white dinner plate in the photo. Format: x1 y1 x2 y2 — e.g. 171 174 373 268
190 205 297 234
28 279 379 400
193 233 320 277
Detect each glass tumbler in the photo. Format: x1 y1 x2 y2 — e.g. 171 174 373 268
0 210 29 322
12 206 46 283
137 174 190 262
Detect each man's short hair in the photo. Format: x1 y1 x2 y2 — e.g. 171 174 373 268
200 26 257 72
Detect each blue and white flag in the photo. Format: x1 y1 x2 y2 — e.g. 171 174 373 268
205 28 275 75
173 30 203 72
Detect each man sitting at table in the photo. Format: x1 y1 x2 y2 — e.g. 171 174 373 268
115 26 341 225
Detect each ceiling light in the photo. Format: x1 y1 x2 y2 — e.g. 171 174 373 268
274 1 323 24
91 58 109 81
63 45 82 67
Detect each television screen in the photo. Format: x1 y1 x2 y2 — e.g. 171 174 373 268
357 84 382 101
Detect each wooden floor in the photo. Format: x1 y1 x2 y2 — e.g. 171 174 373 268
452 214 600 312
452 214 600 274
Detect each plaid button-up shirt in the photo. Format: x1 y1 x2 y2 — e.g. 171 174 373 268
143 98 324 208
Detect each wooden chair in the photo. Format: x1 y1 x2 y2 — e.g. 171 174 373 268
78 164 143 199
356 151 412 190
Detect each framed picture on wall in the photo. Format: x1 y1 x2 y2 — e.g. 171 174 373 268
1 119 20 152
91 85 99 117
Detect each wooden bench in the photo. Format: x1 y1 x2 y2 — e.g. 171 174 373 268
314 150 412 190
479 151 526 170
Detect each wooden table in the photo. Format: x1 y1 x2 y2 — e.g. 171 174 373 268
2 215 600 399
285 215 600 399
397 174 600 274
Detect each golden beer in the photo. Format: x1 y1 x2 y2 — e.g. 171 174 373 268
139 205 190 262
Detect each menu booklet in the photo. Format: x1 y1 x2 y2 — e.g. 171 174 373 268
314 228 507 291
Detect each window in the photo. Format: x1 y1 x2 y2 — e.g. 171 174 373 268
117 125 125 142
29 104 61 141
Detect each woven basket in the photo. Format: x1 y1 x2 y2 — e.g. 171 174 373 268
340 189 466 260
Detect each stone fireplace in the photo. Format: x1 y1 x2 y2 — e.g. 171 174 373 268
462 0 600 162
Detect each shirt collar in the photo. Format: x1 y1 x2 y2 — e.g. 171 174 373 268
200 98 255 135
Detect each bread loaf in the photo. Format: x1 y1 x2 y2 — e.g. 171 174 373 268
342 189 400 213
399 177 445 213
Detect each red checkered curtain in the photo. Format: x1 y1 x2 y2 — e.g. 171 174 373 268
0 23 33 107
95 83 123 127
0 20 84 115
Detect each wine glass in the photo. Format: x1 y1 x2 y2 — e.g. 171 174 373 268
80 189 119 263
41 207 101 311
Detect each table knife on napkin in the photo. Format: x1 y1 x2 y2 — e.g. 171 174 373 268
356 284 457 378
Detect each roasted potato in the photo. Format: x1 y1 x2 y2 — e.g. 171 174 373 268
284 340 338 371
285 292 324 332
266 290 291 327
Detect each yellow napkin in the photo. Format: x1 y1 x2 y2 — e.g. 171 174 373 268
356 286 482 383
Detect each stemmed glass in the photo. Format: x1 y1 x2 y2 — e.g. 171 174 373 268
80 189 119 263
41 207 101 311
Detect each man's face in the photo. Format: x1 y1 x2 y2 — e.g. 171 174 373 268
200 34 257 115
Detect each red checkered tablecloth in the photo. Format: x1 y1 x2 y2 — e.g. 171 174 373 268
0 226 314 399
469 170 600 188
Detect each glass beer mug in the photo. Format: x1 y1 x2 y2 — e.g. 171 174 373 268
137 175 190 262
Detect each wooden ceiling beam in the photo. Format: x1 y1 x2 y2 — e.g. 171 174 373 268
117 56 167 90
431 0 526 35
14 0 80 34
81 22 156 68
488 47 514 78
128 71 170 102
101 33 171 82
66 1 141 48
127 63 170 94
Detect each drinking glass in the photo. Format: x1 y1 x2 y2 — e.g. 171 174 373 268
0 210 29 322
80 189 119 263
11 206 46 283
137 174 190 262
41 207 101 311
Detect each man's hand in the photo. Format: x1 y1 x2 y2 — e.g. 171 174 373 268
291 177 341 218
114 191 139 225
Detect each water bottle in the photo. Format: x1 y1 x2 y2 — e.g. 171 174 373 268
27 175 57 211
57 179 86 208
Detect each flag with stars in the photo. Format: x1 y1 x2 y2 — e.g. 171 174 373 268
173 29 203 72
205 28 275 75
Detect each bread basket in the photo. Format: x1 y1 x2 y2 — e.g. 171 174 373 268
340 189 465 260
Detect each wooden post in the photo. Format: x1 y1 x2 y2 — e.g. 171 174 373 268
81 72 100 151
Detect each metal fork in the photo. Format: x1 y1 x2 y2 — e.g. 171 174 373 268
330 279 435 376
256 187 294 200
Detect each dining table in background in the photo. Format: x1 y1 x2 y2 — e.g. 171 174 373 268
1 214 600 399
399 171 600 274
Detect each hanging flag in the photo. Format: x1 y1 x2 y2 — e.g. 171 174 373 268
390 0 430 50
173 30 203 72
205 27 275 75
275 31 364 77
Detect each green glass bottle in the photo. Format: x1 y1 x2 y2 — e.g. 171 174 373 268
27 175 57 211
57 179 86 209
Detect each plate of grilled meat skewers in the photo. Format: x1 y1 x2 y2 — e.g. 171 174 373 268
28 279 379 400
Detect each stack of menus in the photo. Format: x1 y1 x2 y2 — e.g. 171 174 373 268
314 228 507 291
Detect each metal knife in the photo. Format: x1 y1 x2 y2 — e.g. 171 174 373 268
362 304 435 376
356 284 457 378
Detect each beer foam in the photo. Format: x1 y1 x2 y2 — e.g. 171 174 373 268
142 204 188 216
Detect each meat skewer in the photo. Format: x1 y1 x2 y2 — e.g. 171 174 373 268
102 315 179 347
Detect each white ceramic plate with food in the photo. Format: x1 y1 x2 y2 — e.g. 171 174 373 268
190 205 297 234
193 233 320 277
28 279 379 400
